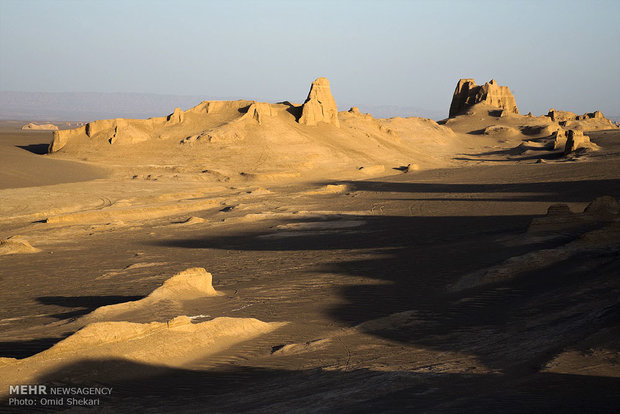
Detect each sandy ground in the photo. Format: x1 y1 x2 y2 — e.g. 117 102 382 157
0 119 619 412
0 124 108 190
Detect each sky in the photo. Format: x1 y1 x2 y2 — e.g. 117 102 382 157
1 0 619 117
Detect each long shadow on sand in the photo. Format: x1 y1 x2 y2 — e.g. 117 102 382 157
36 295 144 321
0 296 144 358
7 178 617 411
151 178 620 377
335 178 620 202
16 143 50 155
0 335 73 359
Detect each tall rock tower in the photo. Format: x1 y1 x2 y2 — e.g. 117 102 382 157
298 77 340 127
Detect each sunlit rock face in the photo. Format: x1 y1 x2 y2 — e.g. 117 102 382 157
449 78 519 118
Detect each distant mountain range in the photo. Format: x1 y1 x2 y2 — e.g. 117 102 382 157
0 91 447 122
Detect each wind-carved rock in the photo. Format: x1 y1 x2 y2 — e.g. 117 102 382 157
298 77 340 127
564 130 596 154
166 107 184 125
553 129 598 154
547 108 617 130
244 102 273 125
449 78 519 118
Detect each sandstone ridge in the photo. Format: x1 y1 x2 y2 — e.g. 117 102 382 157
48 78 343 153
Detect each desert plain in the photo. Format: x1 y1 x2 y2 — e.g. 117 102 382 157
0 77 619 412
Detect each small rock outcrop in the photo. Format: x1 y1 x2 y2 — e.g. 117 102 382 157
564 129 596 154
547 108 617 130
552 129 568 150
0 236 41 255
299 77 339 127
243 102 273 125
449 79 519 118
166 107 184 125
547 108 578 123
552 129 598 154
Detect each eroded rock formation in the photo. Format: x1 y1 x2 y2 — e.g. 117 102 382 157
547 108 617 130
298 77 340 127
564 129 596 154
449 79 519 117
553 129 598 154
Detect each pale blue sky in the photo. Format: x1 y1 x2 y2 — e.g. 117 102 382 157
1 0 619 116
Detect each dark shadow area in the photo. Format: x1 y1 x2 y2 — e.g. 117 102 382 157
3 176 617 411
460 144 554 158
237 104 251 114
0 334 71 359
281 101 302 121
520 125 548 135
3 359 618 412
16 143 50 155
149 177 620 377
454 152 563 162
153 214 535 252
335 179 620 203
36 295 143 320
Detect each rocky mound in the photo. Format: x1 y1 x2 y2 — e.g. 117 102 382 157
0 316 286 388
83 267 223 322
0 236 41 255
449 78 519 117
546 108 618 131
298 77 340 127
552 129 599 154
49 99 258 152
483 125 521 136
21 122 58 130
29 316 283 365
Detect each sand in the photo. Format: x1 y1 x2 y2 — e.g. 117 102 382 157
1 81 619 411
0 125 109 190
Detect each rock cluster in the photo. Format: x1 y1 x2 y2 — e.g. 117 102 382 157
547 109 605 123
552 129 598 154
449 79 519 117
546 108 617 130
298 77 340 127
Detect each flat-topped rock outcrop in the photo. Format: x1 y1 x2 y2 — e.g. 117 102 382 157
449 78 519 118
